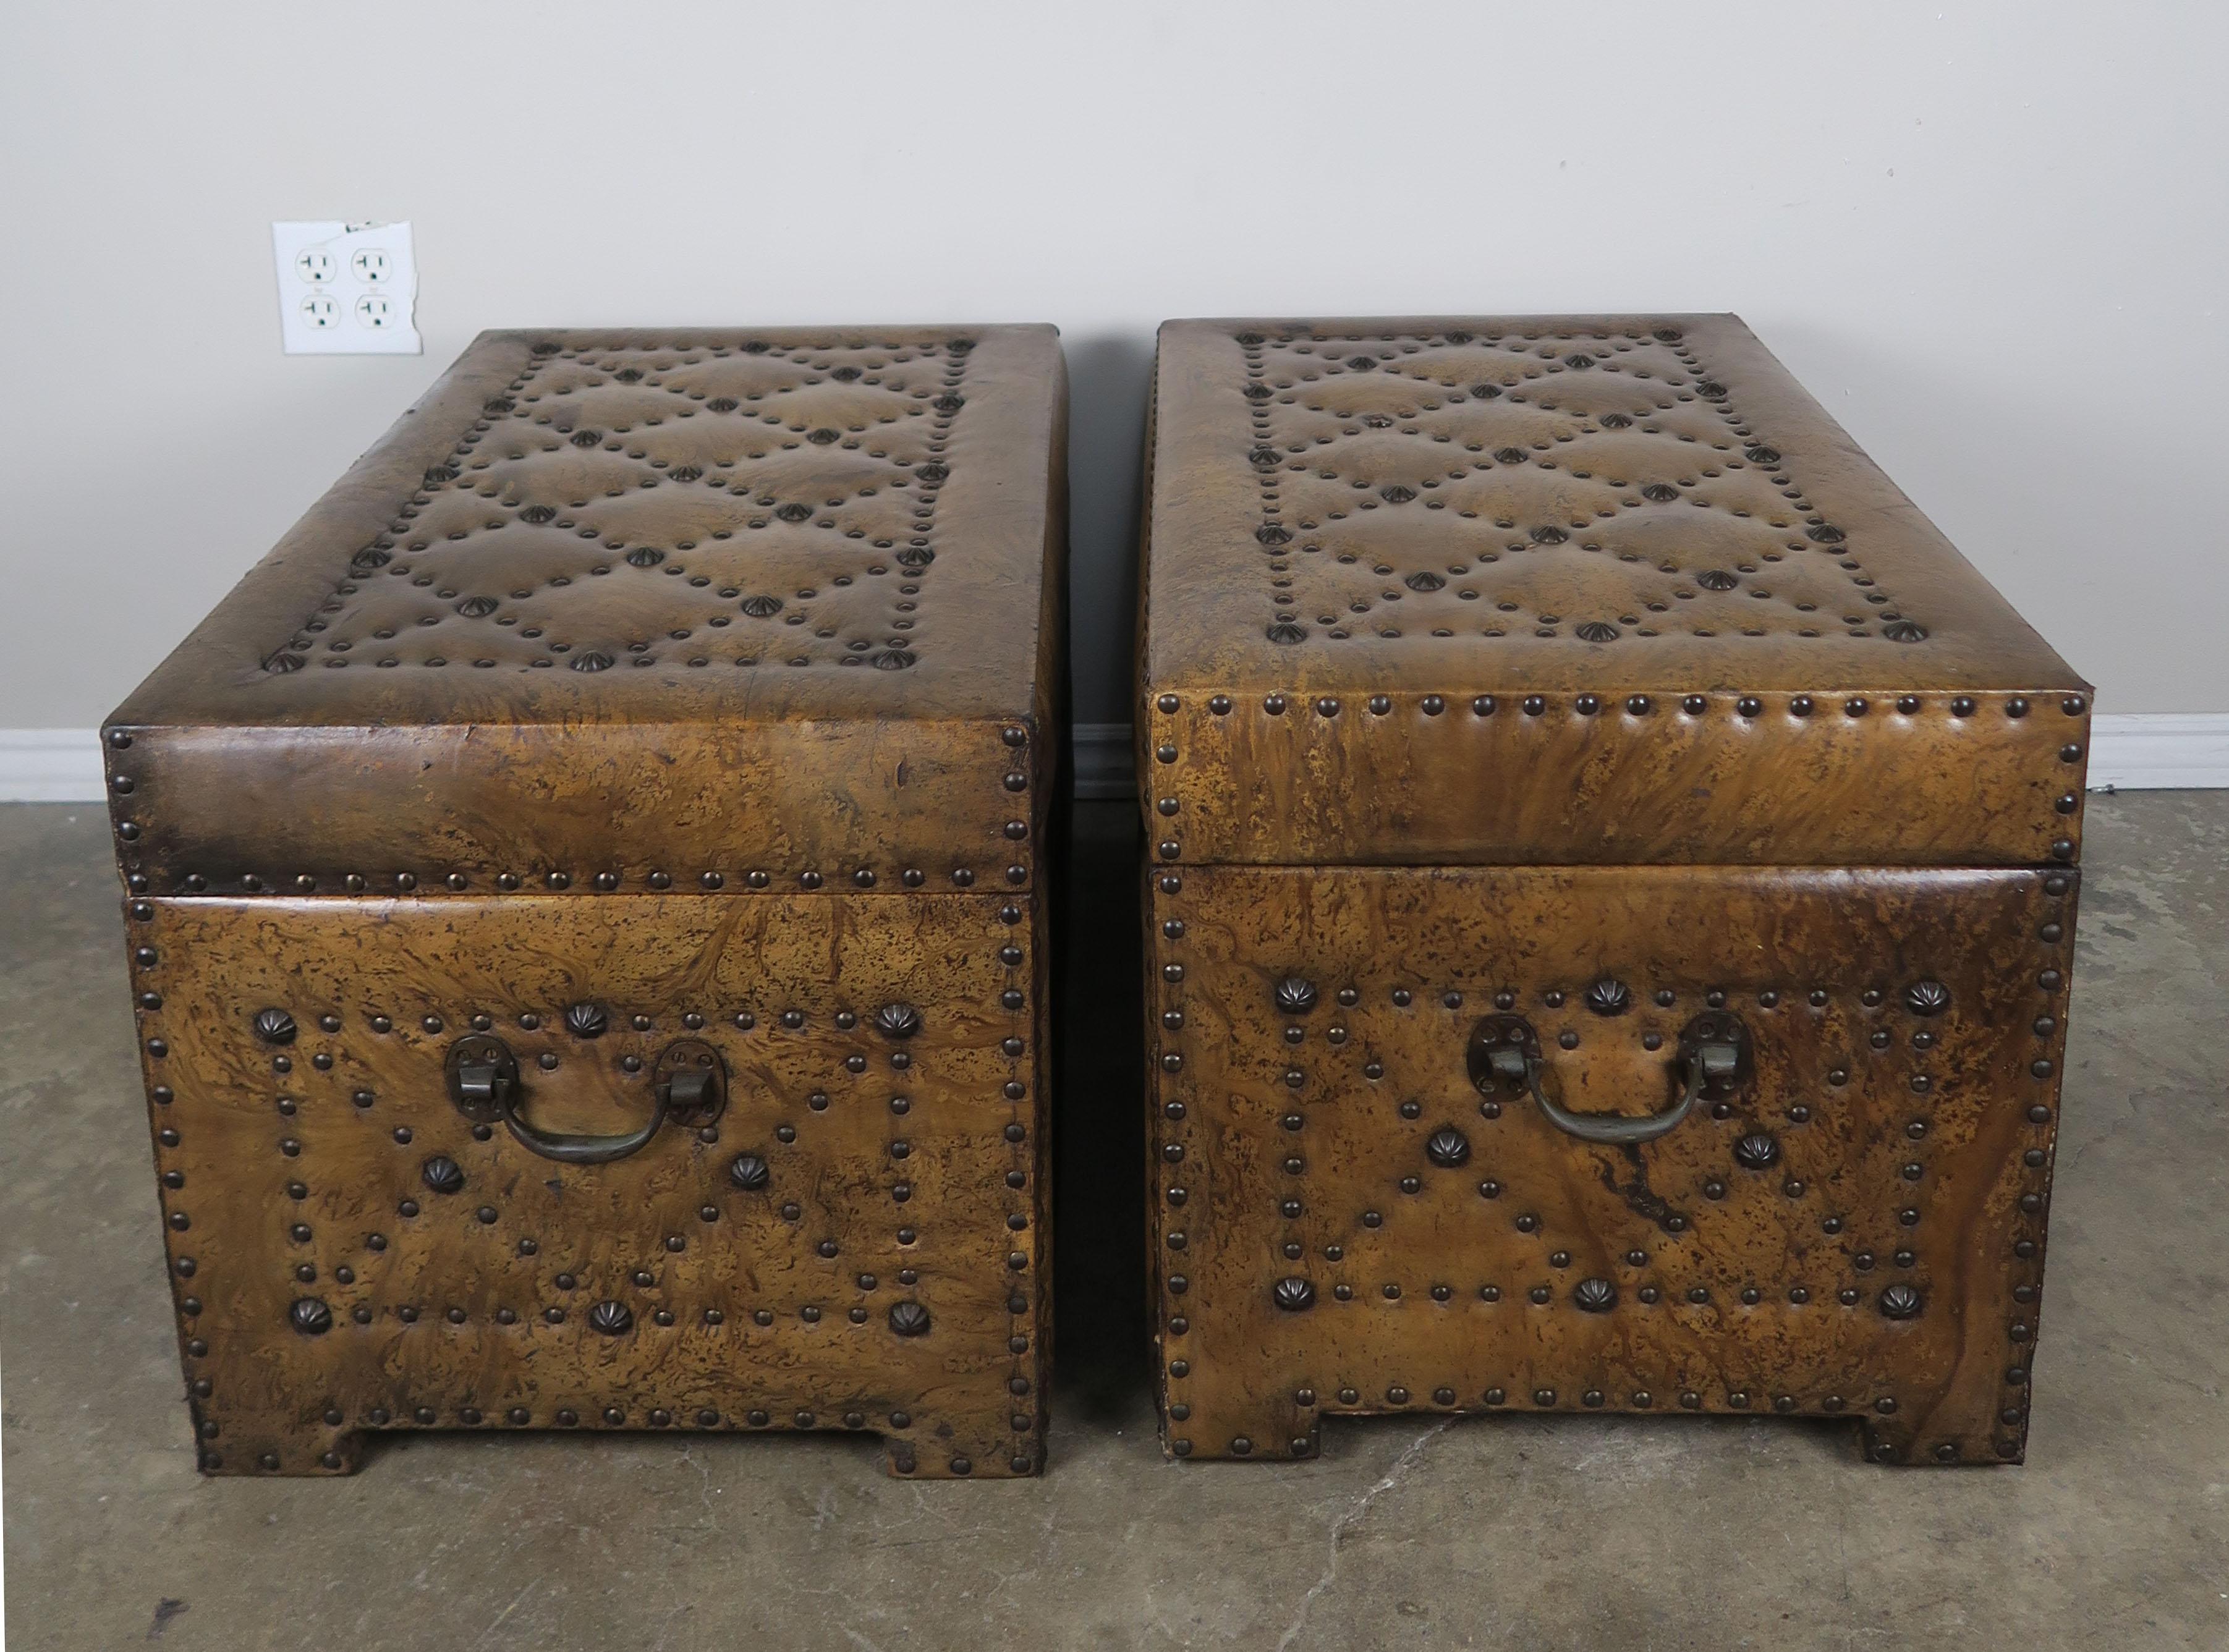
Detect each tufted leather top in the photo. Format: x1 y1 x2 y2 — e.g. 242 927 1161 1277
1145 316 2076 695
105 328 1066 896
1140 316 2089 868
121 327 1064 721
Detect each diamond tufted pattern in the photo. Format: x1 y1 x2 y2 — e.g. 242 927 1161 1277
1145 315 2078 696
284 341 971 676
1241 328 1912 648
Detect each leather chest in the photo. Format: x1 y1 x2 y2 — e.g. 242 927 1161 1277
1138 315 2087 1466
106 326 1066 1478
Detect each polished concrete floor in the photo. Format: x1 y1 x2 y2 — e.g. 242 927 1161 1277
3 794 2225 1651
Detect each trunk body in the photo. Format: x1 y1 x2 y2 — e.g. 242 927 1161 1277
109 326 1068 1478
1139 316 2086 1467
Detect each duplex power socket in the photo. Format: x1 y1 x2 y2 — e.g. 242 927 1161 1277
271 221 422 355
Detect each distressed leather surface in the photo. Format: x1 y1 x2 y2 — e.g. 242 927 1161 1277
1140 316 2087 866
1145 864 2077 1467
132 893 1050 1478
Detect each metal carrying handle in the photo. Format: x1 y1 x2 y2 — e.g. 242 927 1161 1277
445 1034 724 1164
1468 1012 1749 1145
499 1077 669 1164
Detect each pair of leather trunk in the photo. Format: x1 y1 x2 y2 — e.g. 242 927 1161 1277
1137 316 2086 1467
109 313 2084 1479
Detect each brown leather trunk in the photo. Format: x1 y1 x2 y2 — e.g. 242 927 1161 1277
106 326 1067 1478
1139 316 2087 1466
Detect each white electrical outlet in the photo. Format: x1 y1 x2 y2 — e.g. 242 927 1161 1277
271 221 421 355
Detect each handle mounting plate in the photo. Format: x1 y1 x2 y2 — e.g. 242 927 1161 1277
653 1038 727 1127
445 1033 518 1124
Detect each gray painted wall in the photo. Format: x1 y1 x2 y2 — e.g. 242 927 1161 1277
4 1 2222 728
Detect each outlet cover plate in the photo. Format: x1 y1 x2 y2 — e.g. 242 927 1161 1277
271 221 422 355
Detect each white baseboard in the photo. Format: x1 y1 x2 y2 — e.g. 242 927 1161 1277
2085 714 2229 790
0 729 104 802
4 716 2222 804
